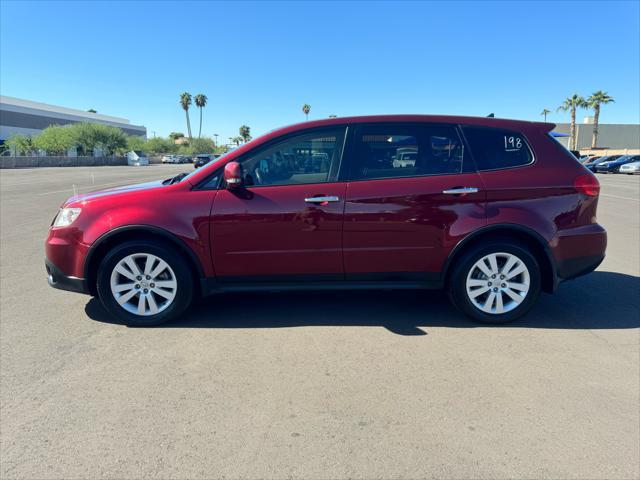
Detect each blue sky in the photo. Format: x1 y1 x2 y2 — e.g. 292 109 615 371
1 0 639 141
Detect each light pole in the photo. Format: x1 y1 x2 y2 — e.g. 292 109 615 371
214 133 219 147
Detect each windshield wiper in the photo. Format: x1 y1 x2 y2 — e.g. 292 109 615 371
163 172 188 185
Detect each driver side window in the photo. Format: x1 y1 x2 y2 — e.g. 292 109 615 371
239 128 346 187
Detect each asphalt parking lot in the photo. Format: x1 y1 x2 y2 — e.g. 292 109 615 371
1 164 638 479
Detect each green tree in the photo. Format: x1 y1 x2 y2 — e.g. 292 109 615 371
302 103 311 120
194 93 208 138
100 125 127 154
126 135 146 152
239 125 251 143
87 108 97 113
231 136 243 146
146 137 178 154
180 92 193 138
5 134 34 156
587 91 615 148
33 125 75 154
68 123 126 155
557 94 587 150
168 132 185 140
187 137 215 154
69 123 99 154
540 109 550 122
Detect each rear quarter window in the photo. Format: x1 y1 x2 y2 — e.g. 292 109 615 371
462 126 533 171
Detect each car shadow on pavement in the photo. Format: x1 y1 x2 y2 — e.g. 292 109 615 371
85 271 640 335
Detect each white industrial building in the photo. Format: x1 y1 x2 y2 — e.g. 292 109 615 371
0 96 146 143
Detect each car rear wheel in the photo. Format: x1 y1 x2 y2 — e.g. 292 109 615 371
97 240 193 326
448 242 541 324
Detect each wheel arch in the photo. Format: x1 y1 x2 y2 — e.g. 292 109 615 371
443 224 557 293
84 225 204 296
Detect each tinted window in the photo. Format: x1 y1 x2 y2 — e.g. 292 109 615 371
239 128 345 186
463 126 533 170
351 124 464 180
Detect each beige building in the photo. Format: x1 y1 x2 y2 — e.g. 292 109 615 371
553 119 639 152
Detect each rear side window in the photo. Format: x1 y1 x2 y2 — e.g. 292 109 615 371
351 124 464 180
462 126 533 171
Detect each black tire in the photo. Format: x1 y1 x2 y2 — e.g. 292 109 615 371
448 241 541 324
96 240 194 327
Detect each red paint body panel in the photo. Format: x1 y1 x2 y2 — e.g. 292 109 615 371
45 180 215 278
343 173 486 275
211 184 346 278
44 114 606 294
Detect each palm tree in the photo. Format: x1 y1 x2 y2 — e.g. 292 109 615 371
540 109 550 122
232 136 243 146
302 103 311 121
179 92 193 138
587 91 614 148
557 94 587 150
239 125 251 143
194 93 208 138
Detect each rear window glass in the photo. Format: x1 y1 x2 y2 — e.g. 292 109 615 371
463 126 533 171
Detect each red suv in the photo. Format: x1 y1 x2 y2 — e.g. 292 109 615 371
45 115 606 326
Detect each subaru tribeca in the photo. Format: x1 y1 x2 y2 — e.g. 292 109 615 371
45 115 606 326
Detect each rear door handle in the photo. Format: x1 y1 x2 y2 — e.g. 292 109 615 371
442 187 479 195
304 196 340 203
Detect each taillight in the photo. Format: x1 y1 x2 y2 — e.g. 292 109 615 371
574 173 600 197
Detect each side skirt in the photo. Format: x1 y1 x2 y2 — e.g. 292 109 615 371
200 276 444 297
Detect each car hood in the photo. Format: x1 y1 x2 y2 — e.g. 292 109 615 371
64 180 166 205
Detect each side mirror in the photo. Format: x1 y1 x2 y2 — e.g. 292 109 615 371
224 161 244 189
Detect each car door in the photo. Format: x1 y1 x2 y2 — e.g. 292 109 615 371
342 123 486 280
211 127 347 281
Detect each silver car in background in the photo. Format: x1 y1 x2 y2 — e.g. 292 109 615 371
619 161 640 174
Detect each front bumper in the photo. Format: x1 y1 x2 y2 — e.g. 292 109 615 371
45 258 90 294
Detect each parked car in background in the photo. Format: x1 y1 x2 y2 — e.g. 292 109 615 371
619 160 640 175
164 155 191 164
580 155 599 164
595 155 640 174
126 151 149 166
162 155 179 164
584 155 622 172
45 114 606 327
392 148 418 168
194 153 221 168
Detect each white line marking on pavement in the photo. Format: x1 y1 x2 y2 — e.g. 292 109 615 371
600 193 639 202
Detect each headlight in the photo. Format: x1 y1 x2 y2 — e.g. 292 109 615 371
53 208 81 227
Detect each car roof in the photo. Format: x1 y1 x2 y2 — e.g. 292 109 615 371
271 114 552 134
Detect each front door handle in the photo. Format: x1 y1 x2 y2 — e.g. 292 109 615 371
304 196 340 203
442 187 479 195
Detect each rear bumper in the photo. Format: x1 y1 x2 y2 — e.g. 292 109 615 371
553 223 607 282
556 254 605 280
45 258 89 294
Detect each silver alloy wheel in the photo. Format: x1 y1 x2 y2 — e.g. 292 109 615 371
109 253 177 316
465 252 530 315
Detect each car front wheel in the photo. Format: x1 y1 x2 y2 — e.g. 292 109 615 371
96 240 193 326
448 242 541 324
